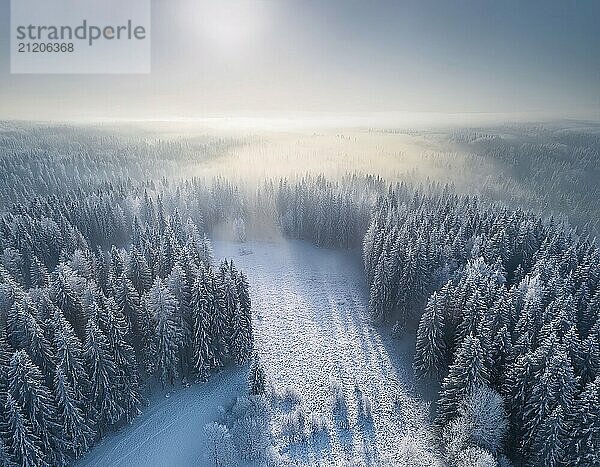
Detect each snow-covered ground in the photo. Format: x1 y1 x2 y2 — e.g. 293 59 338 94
79 240 438 466
77 367 248 467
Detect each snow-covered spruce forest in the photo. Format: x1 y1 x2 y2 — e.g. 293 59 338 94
0 122 599 466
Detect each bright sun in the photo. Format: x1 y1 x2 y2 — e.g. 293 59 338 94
191 0 269 55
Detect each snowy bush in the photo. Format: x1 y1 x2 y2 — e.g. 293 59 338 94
229 395 272 461
443 386 508 465
280 407 308 443
397 433 443 467
442 416 472 460
305 411 329 439
203 422 237 467
458 385 508 454
279 385 303 406
455 446 497 467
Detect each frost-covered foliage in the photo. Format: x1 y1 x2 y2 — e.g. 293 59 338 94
397 433 443 467
203 422 237 467
458 385 508 454
0 123 238 208
443 385 508 465
229 395 272 461
364 186 600 464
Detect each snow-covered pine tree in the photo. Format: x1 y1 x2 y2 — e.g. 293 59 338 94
126 247 152 296
83 318 123 434
99 297 143 423
53 367 93 459
570 376 600 465
436 335 490 426
50 264 85 340
8 350 63 465
198 234 214 267
249 353 266 396
5 393 44 467
52 307 90 402
147 277 182 387
230 271 252 364
532 406 567 467
191 266 213 378
167 263 193 377
414 291 448 380
208 274 228 367
522 348 576 458
29 257 49 289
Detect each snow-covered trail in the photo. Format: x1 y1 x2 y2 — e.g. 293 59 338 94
215 240 438 466
77 367 247 467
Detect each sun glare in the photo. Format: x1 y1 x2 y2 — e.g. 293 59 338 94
192 0 268 55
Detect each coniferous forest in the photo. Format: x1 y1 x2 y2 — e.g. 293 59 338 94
0 122 599 466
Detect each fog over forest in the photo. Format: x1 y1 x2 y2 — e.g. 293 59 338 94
0 0 599 465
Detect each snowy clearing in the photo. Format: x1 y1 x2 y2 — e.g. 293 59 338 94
214 240 439 466
78 240 438 466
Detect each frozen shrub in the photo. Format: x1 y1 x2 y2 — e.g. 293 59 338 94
458 385 508 454
203 422 237 467
280 407 307 443
230 395 272 461
280 385 303 406
306 411 328 439
442 416 471 460
397 434 443 467
443 385 508 462
455 446 497 467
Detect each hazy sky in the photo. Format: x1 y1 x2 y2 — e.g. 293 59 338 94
0 0 599 121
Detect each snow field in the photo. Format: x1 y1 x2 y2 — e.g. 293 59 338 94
214 240 440 466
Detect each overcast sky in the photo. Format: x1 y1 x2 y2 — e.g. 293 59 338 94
0 0 599 121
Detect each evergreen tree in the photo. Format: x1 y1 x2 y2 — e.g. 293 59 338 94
53 367 93 459
126 247 151 296
99 298 143 422
83 318 123 434
437 335 490 426
147 278 182 386
249 353 266 396
191 267 213 378
414 291 448 380
5 393 44 467
8 350 63 465
231 272 252 364
570 377 600 465
532 406 567 467
52 308 90 402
